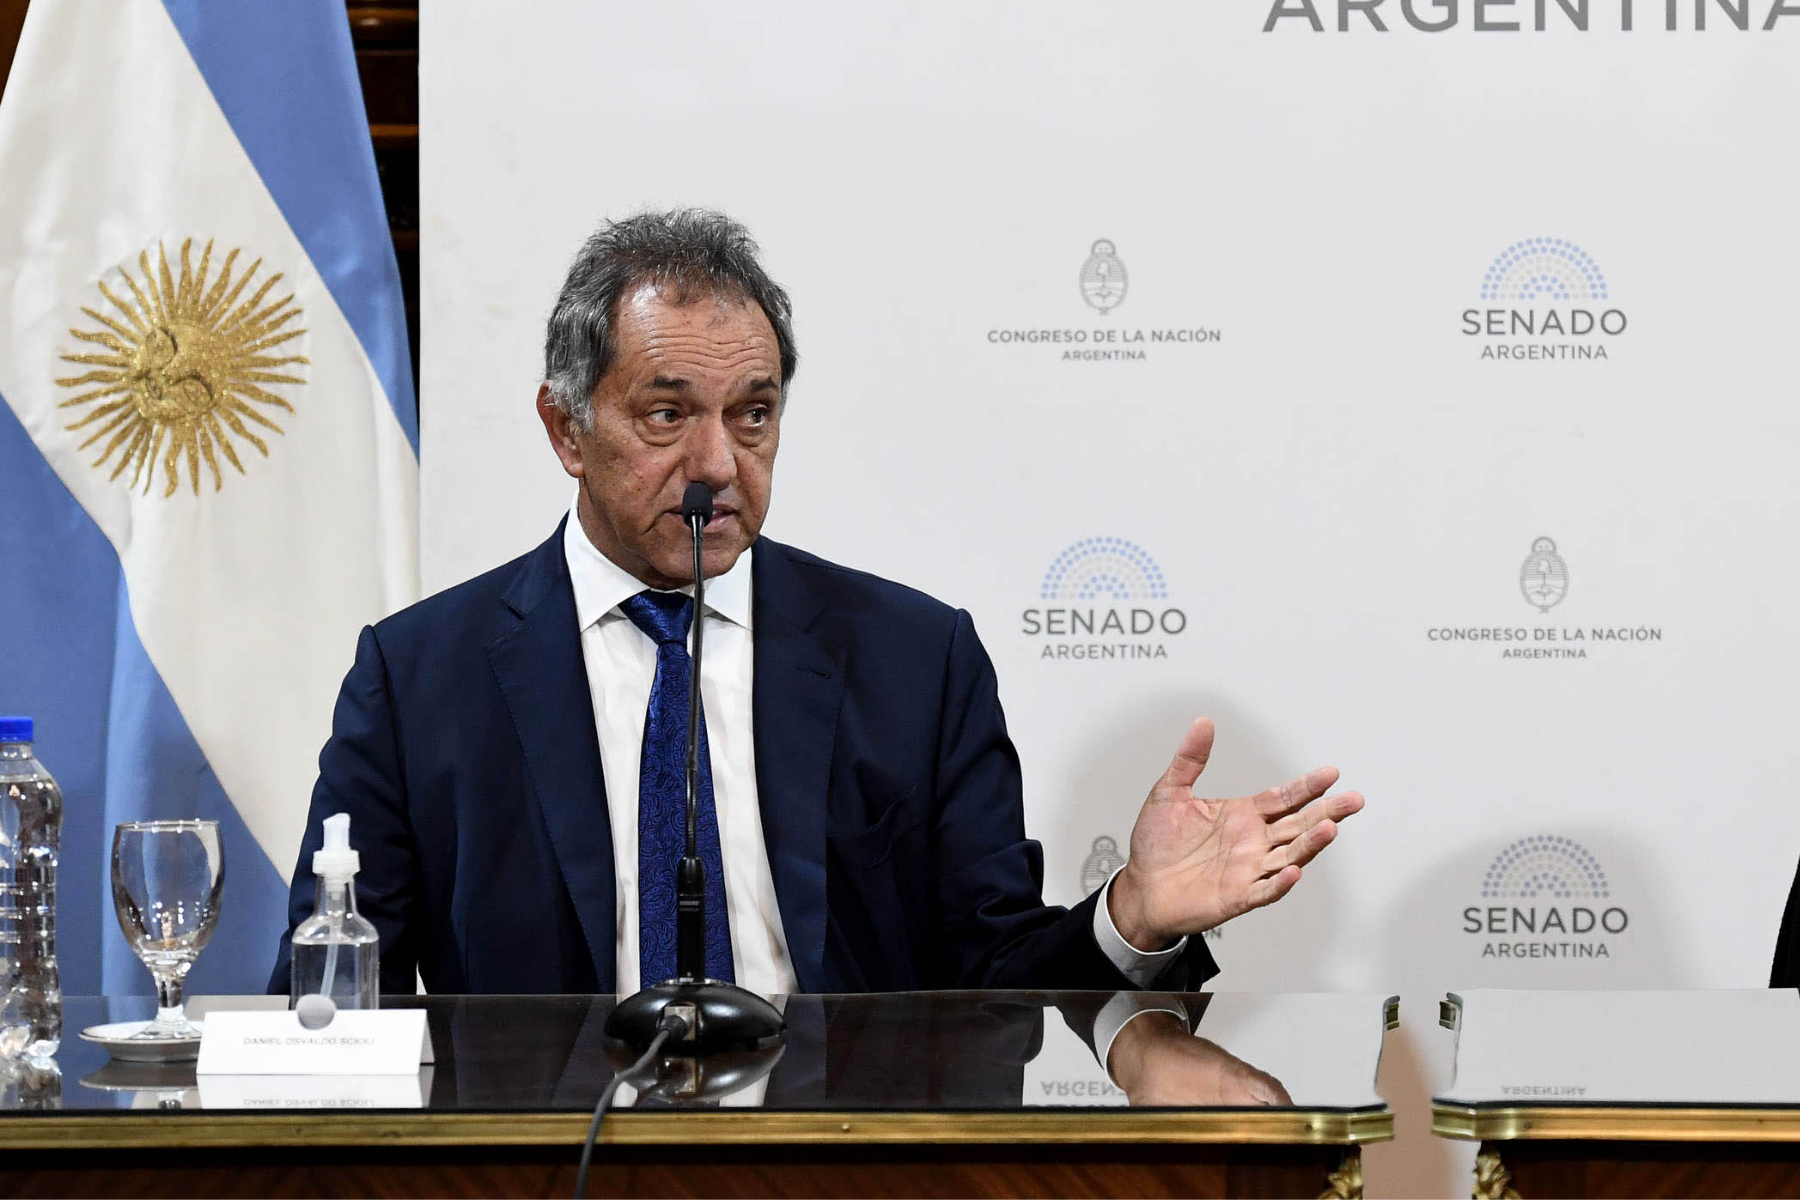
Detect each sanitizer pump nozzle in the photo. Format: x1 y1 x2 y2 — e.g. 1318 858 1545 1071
313 812 359 879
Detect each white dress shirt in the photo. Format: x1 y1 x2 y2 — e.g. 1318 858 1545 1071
562 502 1182 1002
564 508 798 997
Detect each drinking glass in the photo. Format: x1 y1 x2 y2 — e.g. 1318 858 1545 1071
110 821 225 1039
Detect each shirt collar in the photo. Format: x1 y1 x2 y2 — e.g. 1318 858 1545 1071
562 498 754 633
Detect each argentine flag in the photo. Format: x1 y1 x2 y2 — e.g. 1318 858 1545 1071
0 2 418 995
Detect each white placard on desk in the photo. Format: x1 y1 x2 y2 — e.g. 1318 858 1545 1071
199 1069 433 1109
196 1009 433 1076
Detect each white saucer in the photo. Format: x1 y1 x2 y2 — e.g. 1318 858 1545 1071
80 1058 198 1091
79 1019 203 1062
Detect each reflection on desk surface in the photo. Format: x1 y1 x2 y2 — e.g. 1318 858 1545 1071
1438 989 1800 1107
20 991 1391 1115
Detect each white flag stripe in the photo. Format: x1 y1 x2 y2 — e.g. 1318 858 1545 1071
0 0 417 878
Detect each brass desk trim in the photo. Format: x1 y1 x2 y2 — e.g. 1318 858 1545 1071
1435 1103 1800 1143
0 1108 1393 1150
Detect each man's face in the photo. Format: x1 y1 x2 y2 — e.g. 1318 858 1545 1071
539 284 783 589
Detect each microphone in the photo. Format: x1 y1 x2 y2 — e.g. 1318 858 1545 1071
603 481 785 1058
675 482 711 979
680 480 714 525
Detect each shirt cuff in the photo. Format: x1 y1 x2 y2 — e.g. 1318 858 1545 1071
1092 866 1188 988
1092 991 1189 1085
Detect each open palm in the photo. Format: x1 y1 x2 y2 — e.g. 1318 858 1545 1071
1109 717 1364 949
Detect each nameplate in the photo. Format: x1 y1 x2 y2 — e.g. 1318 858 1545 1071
198 1069 432 1109
196 1009 433 1076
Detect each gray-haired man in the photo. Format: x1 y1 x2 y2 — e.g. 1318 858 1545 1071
273 211 1362 1074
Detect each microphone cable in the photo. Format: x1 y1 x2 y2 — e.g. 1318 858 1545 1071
573 1006 693 1199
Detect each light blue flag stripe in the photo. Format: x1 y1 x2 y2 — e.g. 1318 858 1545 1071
159 0 419 454
0 393 290 997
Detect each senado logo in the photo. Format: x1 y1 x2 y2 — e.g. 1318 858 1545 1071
1041 537 1168 602
1463 238 1626 361
1022 537 1187 660
1481 239 1608 302
1463 835 1629 960
1483 835 1609 900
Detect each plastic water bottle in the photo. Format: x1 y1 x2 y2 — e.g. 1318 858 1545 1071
290 812 379 1010
0 717 62 1059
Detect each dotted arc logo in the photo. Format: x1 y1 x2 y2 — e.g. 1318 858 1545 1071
1040 537 1168 602
1481 835 1609 900
1481 238 1609 303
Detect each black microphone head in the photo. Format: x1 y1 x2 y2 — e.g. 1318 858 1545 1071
681 482 714 525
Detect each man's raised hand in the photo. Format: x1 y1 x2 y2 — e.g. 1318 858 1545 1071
1106 717 1364 951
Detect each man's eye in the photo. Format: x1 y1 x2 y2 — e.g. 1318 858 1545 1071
742 406 769 426
647 409 680 425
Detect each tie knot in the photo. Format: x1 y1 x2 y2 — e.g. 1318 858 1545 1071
621 590 694 647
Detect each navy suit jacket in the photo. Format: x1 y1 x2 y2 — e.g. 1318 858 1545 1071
270 523 1219 995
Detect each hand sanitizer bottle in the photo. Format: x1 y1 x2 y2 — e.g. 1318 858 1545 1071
289 813 379 1010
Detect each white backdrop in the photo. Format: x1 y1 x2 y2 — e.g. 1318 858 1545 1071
420 3 1800 1192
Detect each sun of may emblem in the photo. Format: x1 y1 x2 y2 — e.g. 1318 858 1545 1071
55 238 307 497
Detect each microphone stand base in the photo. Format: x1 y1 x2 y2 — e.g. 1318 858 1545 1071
604 978 786 1055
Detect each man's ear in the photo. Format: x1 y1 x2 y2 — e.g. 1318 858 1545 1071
535 383 585 479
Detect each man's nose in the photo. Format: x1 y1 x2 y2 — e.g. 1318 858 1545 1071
683 415 736 491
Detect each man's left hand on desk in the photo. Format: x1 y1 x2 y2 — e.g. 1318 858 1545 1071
1107 1011 1294 1108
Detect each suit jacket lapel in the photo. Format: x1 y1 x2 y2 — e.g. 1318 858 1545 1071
486 520 617 992
752 539 842 994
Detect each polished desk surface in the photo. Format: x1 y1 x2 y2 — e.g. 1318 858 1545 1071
1435 989 1800 1141
3 991 1395 1148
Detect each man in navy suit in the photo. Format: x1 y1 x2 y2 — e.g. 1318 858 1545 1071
271 210 1362 1005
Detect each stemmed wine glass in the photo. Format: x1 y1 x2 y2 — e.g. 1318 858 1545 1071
110 821 225 1039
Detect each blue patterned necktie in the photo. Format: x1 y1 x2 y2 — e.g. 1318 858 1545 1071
620 590 735 986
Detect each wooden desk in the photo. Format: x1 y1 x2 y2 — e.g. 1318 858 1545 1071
0 991 1395 1199
1434 990 1800 1199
